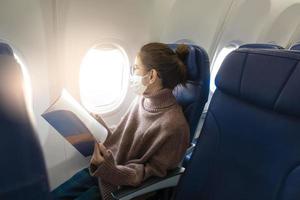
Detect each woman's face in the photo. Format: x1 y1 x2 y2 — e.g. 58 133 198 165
131 54 162 92
132 55 148 76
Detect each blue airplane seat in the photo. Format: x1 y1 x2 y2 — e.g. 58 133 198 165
174 48 300 200
168 43 210 165
168 44 210 141
0 43 51 199
289 42 300 51
239 43 283 49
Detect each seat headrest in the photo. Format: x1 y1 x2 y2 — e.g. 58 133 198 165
216 49 300 118
0 55 27 119
168 44 209 83
239 43 283 49
168 44 210 140
289 43 300 51
0 43 13 56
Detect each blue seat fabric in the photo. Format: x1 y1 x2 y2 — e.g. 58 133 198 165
168 44 210 142
239 43 283 49
289 43 300 51
0 43 50 199
174 49 300 200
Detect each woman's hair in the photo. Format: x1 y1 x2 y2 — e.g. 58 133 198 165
138 42 189 89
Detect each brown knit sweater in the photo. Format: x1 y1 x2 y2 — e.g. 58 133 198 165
89 88 190 200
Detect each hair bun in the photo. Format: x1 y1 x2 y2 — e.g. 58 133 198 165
175 44 189 62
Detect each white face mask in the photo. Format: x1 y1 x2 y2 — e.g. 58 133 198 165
130 73 150 95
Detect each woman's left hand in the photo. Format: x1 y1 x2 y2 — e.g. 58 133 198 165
91 142 109 166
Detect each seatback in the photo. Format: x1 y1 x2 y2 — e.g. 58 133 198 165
168 44 210 141
239 43 283 49
175 48 300 200
0 43 50 199
289 43 300 51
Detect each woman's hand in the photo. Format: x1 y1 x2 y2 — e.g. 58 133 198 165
89 113 113 136
90 112 100 120
91 142 109 166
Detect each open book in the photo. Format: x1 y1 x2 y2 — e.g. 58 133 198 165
42 89 108 157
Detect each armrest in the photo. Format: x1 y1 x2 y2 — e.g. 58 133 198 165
181 138 198 166
185 142 196 155
111 167 185 200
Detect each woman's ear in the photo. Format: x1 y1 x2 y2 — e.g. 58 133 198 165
149 69 159 84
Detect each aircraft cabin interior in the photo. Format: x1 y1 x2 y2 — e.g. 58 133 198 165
1 0 300 199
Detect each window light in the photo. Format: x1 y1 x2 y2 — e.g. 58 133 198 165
80 44 129 113
210 45 238 92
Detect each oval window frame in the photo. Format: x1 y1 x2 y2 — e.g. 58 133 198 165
79 42 130 114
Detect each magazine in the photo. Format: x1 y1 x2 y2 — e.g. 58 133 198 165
41 89 108 157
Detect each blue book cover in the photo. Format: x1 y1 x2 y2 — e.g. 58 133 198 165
42 89 108 157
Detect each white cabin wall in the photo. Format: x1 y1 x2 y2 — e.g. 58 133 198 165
257 0 300 47
212 0 271 53
149 0 177 41
160 0 234 57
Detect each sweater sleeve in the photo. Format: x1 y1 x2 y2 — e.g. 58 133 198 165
143 128 189 180
89 150 144 186
89 128 189 187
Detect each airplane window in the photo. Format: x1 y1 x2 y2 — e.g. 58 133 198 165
210 44 239 92
80 43 129 113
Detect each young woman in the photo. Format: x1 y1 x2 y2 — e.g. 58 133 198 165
53 42 190 200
